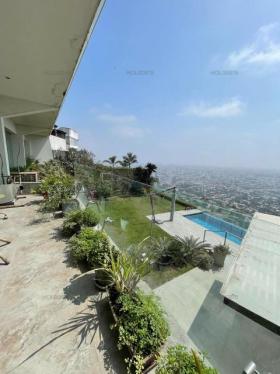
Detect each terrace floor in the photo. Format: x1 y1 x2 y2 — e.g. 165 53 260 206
0 196 126 374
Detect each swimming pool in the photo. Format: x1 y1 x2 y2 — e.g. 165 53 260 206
184 212 246 245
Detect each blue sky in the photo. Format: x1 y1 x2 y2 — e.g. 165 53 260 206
57 0 280 169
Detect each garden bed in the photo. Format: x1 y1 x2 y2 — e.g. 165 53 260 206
107 288 168 373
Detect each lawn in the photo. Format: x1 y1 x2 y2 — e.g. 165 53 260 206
100 195 193 289
102 195 185 249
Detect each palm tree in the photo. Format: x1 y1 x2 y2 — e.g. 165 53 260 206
103 155 120 168
122 152 137 169
145 162 157 174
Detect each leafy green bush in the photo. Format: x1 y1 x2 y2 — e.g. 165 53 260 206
69 228 112 267
62 208 100 237
94 180 111 199
156 345 218 374
191 250 214 271
39 169 74 211
115 290 170 371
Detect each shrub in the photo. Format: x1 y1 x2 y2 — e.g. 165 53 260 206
191 250 214 270
94 180 111 199
115 290 170 372
62 208 100 237
148 237 174 264
69 228 112 267
40 171 74 211
156 345 219 374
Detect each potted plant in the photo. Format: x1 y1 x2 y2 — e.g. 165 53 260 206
149 237 174 268
94 268 114 290
213 244 231 267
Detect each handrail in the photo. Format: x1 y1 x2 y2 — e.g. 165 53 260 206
203 229 243 245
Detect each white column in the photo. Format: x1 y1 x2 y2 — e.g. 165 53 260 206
0 117 10 179
11 134 26 168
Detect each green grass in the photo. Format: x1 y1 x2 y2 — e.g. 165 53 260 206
100 194 193 288
102 195 185 249
143 264 194 289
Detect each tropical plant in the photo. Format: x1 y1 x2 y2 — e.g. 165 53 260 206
122 152 138 169
115 290 170 373
148 236 174 264
133 162 158 185
156 345 219 374
69 228 112 267
100 248 149 294
103 155 120 168
62 207 100 237
176 235 211 266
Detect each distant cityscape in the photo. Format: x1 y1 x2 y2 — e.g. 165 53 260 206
156 165 280 216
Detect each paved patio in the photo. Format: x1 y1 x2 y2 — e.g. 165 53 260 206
0 196 126 374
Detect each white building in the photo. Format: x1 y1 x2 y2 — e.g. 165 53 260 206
0 0 104 181
59 127 80 150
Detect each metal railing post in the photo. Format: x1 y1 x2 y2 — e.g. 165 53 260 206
224 232 228 245
203 230 206 242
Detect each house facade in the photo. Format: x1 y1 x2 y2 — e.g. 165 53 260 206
0 0 104 181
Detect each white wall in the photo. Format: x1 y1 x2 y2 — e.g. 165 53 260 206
26 135 53 163
49 134 67 151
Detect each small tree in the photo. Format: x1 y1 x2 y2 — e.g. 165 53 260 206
103 155 120 168
122 152 138 169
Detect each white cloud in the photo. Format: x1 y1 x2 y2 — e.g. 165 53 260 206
112 124 145 139
179 98 244 118
226 22 280 68
96 113 137 125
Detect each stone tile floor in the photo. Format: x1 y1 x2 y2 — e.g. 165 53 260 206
0 196 126 374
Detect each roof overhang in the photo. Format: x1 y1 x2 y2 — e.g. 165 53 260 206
0 0 105 135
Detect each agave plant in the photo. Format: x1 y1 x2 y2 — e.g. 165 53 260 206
173 235 212 268
148 237 174 265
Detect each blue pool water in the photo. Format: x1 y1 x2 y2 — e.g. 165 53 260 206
184 212 246 245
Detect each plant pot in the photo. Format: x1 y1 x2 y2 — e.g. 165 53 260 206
94 269 114 291
213 252 226 267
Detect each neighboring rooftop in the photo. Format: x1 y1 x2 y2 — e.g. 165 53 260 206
222 212 280 332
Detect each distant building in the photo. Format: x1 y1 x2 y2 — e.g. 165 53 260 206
58 127 79 150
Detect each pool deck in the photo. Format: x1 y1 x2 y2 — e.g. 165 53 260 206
147 209 240 253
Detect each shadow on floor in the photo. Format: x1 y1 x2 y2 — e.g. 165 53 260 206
12 295 126 374
63 272 97 305
187 280 280 374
